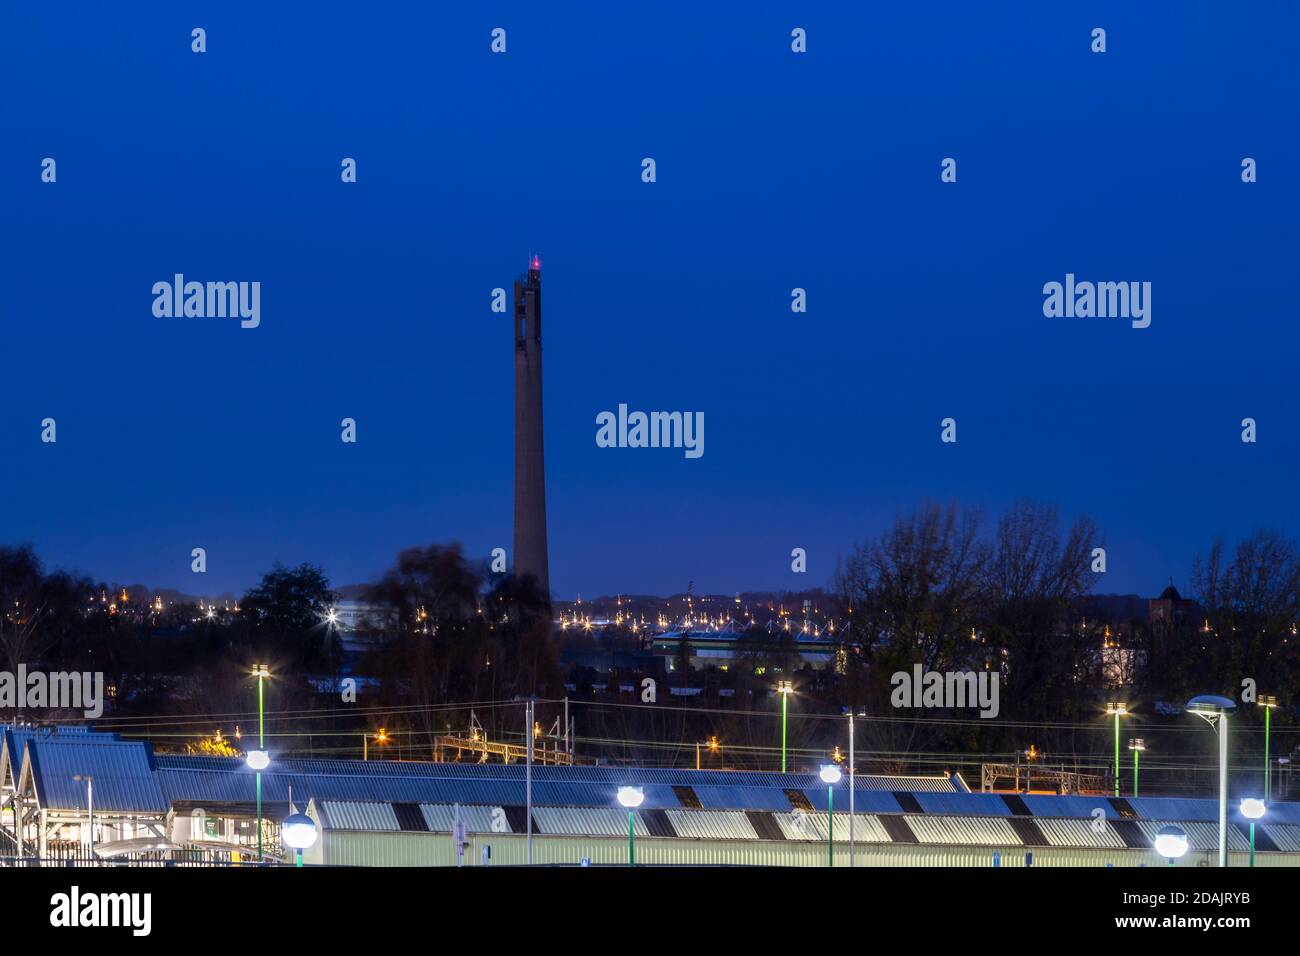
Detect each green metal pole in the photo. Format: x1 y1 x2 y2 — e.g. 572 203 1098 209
781 692 788 773
627 810 635 867
1249 821 1256 868
1113 713 1120 797
827 786 834 867
1265 706 1272 801
1133 748 1139 798
257 674 264 862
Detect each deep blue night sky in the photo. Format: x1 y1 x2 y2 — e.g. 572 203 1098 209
2 3 1297 599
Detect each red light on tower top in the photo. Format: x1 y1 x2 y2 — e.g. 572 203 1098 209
530 255 541 272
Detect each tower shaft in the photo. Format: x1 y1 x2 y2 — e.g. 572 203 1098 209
513 260 549 598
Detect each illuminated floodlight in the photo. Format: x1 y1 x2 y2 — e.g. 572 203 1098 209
281 813 318 850
245 749 270 771
1154 825 1188 861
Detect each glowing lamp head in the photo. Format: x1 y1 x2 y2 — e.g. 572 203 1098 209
245 749 270 770
251 664 270 679
1240 798 1266 820
1153 825 1189 860
777 680 794 695
617 786 645 809
820 764 842 785
281 813 318 850
1186 694 1236 718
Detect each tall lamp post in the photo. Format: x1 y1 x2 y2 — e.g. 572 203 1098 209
777 681 794 772
617 786 644 867
1128 738 1145 797
1240 797 1266 867
1259 695 1277 801
72 775 93 861
1105 702 1128 797
847 709 859 867
363 727 389 761
251 664 270 862
1187 695 1236 868
820 764 841 867
696 735 719 770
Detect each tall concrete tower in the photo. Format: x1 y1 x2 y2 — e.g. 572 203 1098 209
513 255 550 598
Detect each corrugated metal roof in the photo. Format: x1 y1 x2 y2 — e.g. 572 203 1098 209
1127 797 1220 821
129 752 1300 846
1261 802 1300 825
771 811 891 843
419 803 502 834
320 801 400 831
22 740 167 813
914 792 1015 816
1034 817 1128 849
533 806 647 837
1022 795 1119 819
1 726 119 781
840 791 906 813
850 774 960 793
1261 824 1300 851
694 785 793 810
527 781 680 809
664 809 756 840
905 814 1022 846
157 768 530 807
1136 820 1250 852
149 755 957 795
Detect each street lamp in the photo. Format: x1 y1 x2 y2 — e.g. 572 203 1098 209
245 749 270 771
777 681 794 773
696 735 720 770
251 664 270 861
1240 798 1266 868
1154 824 1189 866
364 727 389 761
617 786 644 867
1105 702 1128 797
281 811 318 867
820 764 842 867
72 775 93 860
1128 738 1145 797
1259 695 1278 801
1186 694 1236 868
